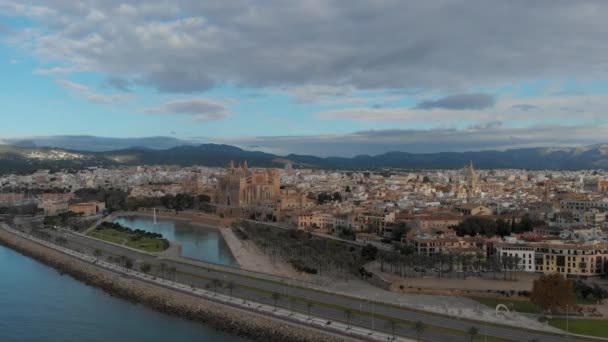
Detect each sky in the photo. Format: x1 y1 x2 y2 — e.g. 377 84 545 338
1 1 608 157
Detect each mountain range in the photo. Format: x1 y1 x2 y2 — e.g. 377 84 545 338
1 143 608 173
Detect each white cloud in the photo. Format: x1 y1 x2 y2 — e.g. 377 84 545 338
314 93 607 126
3 1 608 93
56 78 133 104
144 98 231 122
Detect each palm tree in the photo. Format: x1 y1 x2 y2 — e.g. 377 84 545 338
93 249 102 261
211 278 222 296
271 292 281 311
468 326 479 342
119 255 127 267
124 258 133 270
140 263 151 274
226 281 235 299
289 297 298 315
414 321 425 341
306 301 314 320
343 308 352 329
386 319 399 339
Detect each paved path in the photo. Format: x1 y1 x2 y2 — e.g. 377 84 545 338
5 222 598 342
0 223 410 342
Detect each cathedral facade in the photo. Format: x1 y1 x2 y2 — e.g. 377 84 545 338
215 161 280 208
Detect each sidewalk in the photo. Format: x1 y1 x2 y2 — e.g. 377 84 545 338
0 223 414 342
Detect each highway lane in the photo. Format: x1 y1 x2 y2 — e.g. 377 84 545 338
42 228 584 342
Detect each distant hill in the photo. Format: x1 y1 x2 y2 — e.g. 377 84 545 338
2 143 608 173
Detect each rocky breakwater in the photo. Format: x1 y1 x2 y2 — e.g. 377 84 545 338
0 227 341 342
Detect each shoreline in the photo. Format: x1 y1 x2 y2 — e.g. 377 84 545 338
0 227 340 342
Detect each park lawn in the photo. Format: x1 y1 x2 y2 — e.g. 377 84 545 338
549 319 608 337
125 236 167 252
88 229 126 244
88 228 167 252
470 297 542 314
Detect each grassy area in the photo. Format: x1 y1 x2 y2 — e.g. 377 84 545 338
125 236 168 252
470 297 542 314
549 319 608 338
89 229 126 244
88 228 168 252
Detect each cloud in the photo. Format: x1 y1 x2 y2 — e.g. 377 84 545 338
222 124 608 157
144 98 231 122
105 76 131 92
511 104 538 111
56 78 90 92
33 66 84 75
0 22 11 35
4 1 608 93
415 93 496 110
56 78 133 103
315 93 607 124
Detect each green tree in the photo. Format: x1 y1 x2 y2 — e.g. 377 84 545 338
226 281 235 299
54 236 68 246
414 320 425 341
93 248 102 260
306 301 314 320
211 278 222 296
468 326 479 342
159 263 167 278
140 263 152 274
343 308 352 329
124 258 133 270
391 222 410 241
361 244 378 261
271 292 281 311
386 319 399 339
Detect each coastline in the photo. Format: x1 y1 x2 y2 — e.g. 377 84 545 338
0 227 340 342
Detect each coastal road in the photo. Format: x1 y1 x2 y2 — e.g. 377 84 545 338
37 227 588 342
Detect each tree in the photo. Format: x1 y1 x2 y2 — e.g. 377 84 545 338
361 244 378 261
306 301 314 320
226 281 235 299
93 249 102 260
468 326 479 342
386 319 399 339
414 321 425 341
211 278 222 296
531 274 576 313
343 308 352 329
271 292 281 311
124 258 133 270
140 263 152 274
54 236 68 246
391 222 410 241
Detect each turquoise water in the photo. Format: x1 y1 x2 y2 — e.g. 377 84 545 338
113 215 238 267
0 245 247 342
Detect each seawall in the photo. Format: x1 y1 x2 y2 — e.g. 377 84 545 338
0 227 340 342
